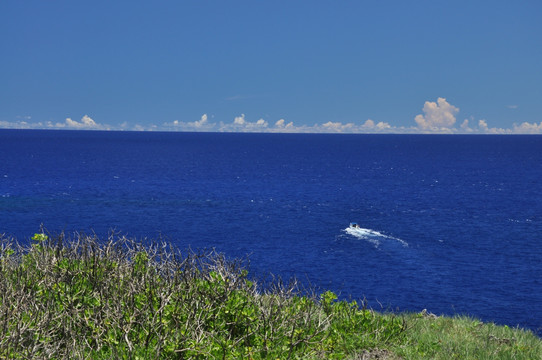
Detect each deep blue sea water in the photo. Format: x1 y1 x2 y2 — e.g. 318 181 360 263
1 129 541 334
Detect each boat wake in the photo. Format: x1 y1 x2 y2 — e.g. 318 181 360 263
344 225 408 248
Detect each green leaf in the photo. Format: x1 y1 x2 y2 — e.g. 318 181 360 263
32 233 48 242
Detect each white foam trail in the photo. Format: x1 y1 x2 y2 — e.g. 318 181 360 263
344 226 408 247
345 227 381 246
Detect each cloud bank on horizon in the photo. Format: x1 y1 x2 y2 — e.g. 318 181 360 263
2 98 541 134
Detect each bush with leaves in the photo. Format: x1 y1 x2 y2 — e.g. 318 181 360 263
6 231 540 359
0 231 409 359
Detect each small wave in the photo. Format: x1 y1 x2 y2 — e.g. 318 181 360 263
344 226 408 247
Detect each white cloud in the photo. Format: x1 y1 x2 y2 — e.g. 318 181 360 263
274 119 294 129
233 114 246 125
454 118 542 134
477 119 510 134
321 121 355 133
512 121 542 134
1 104 540 135
164 114 216 132
0 120 34 129
415 98 459 132
477 119 489 133
362 119 375 128
1 114 400 133
376 121 391 130
315 119 393 133
62 115 99 129
1 115 102 130
195 114 209 127
460 119 474 133
219 114 272 132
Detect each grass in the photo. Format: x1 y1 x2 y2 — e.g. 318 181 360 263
0 232 540 359
393 313 541 359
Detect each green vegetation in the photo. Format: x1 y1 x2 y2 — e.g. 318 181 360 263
1 232 540 359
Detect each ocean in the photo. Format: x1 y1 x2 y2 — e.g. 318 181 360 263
1 129 541 334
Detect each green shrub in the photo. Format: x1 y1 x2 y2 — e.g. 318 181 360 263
0 232 540 359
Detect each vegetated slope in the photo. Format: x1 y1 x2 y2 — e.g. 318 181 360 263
0 233 540 359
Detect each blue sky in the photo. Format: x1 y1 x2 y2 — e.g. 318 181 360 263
1 1 541 133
